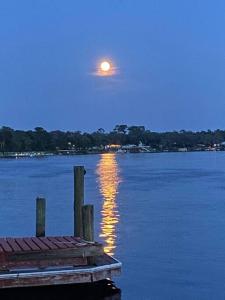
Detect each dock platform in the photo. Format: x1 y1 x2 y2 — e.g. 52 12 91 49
0 166 122 289
0 236 121 288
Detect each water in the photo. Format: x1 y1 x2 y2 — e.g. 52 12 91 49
0 280 121 300
1 152 225 299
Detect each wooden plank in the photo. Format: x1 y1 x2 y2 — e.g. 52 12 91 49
6 238 22 252
23 238 40 251
47 237 67 249
1 256 87 270
0 239 12 252
63 236 90 248
38 237 59 250
68 236 84 243
92 268 121 282
31 238 50 251
72 236 83 242
14 239 31 251
9 244 103 261
62 236 83 246
0 271 92 288
74 166 85 237
54 237 75 249
70 236 88 244
95 254 116 265
0 237 100 251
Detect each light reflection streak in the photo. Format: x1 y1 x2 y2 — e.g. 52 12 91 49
97 153 121 256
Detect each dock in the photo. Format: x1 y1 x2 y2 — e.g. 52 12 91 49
0 166 121 289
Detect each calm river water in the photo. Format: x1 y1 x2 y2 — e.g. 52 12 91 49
1 152 225 299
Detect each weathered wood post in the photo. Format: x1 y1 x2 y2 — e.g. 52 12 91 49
36 197 46 237
74 166 85 237
82 205 94 241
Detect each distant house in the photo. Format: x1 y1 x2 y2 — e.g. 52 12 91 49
105 144 121 151
178 147 188 152
121 144 136 150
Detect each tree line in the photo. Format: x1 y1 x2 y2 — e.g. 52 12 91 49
1 125 225 152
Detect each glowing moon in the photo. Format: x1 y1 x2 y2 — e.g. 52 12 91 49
94 59 117 76
100 61 111 72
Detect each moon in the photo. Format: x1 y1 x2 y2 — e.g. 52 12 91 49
95 59 116 76
100 61 111 72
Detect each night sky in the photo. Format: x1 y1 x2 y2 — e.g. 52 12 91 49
0 0 225 132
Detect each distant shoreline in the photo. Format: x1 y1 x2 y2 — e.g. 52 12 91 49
0 148 224 159
1 126 225 156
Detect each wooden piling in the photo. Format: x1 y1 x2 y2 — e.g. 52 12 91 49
36 197 46 237
74 166 85 237
82 205 94 242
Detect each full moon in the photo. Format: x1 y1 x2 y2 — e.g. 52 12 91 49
100 61 111 72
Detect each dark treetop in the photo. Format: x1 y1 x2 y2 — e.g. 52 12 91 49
1 125 225 153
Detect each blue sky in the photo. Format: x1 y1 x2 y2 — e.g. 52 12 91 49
0 0 225 132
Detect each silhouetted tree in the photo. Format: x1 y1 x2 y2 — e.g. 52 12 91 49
0 125 225 153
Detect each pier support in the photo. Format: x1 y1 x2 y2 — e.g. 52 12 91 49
82 205 94 242
74 166 85 237
36 197 46 237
